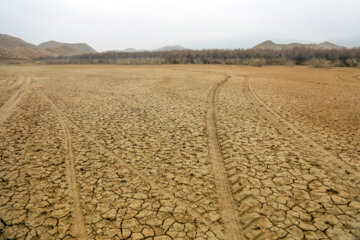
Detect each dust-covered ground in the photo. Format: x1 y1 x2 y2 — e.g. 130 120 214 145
0 65 359 240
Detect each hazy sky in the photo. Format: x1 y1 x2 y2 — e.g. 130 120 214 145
1 0 360 51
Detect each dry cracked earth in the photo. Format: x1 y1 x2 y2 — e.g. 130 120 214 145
0 65 359 240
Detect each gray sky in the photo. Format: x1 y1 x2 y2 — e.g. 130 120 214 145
1 0 360 51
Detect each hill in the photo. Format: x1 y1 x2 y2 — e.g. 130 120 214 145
114 46 187 52
0 48 25 62
5 45 82 60
38 40 97 54
253 40 345 50
120 48 139 52
44 45 82 56
0 33 96 61
0 34 36 49
153 45 187 51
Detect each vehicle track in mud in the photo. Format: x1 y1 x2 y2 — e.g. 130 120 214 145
1 65 359 239
159 71 272 239
0 75 31 125
37 86 226 239
245 76 360 193
205 75 243 240
216 75 360 239
40 91 88 239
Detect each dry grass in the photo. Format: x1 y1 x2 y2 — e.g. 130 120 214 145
0 65 359 239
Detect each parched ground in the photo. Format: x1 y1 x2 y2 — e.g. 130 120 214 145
0 65 359 240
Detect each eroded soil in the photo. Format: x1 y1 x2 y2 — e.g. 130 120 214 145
0 65 359 239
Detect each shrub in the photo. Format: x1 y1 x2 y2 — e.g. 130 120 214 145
249 58 266 67
308 58 332 68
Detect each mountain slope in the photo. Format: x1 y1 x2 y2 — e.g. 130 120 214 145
8 47 56 59
40 45 82 56
0 34 36 49
121 48 138 52
0 33 93 60
253 40 345 50
38 41 97 54
0 33 97 60
318 41 343 49
8 45 81 59
153 45 187 51
0 48 23 60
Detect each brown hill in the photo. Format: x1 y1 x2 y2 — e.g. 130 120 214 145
153 45 187 51
0 33 96 60
43 45 82 56
253 40 345 50
8 47 51 59
9 45 82 59
0 34 36 49
38 41 97 54
0 48 23 60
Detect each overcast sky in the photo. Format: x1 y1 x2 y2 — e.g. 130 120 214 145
1 0 360 51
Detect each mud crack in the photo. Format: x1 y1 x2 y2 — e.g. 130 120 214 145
38 90 87 239
37 89 225 239
0 75 31 125
206 75 243 240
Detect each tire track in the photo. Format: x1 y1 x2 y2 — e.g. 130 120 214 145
0 75 31 125
38 92 88 239
206 75 243 240
335 74 360 84
244 76 360 194
36 89 226 239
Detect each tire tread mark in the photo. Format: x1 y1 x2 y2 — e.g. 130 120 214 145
0 75 31 125
245 76 360 194
206 76 243 240
36 90 226 239
40 92 88 239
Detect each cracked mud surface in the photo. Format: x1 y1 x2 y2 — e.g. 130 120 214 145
0 65 359 239
0 74 31 125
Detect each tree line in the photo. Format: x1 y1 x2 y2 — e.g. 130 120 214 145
42 47 360 67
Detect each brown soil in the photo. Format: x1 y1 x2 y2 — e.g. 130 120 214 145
0 65 359 239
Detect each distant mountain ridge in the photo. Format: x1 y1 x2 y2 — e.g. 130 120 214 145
1 33 352 63
153 45 187 51
0 34 36 49
0 33 97 60
120 48 139 53
38 40 97 54
253 40 344 50
112 45 188 53
10 45 82 59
